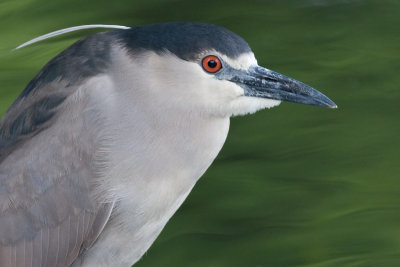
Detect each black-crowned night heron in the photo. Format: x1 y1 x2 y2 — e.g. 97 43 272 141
0 22 336 267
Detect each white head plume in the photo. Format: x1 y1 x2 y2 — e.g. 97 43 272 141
15 24 130 50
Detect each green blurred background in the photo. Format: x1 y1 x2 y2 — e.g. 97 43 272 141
1 0 400 266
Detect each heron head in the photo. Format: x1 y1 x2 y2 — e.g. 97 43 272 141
116 22 336 117
14 22 336 118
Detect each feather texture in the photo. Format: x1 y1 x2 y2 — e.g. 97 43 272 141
0 33 117 266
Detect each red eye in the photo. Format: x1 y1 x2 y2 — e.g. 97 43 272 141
202 55 222 73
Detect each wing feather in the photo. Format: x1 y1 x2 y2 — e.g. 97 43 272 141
0 29 117 267
0 126 114 267
0 73 114 267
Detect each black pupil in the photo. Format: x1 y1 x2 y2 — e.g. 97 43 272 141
208 60 218 68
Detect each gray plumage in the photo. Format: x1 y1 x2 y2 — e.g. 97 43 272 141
0 22 336 267
1 31 118 266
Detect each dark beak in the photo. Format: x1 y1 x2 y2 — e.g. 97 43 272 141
230 66 337 108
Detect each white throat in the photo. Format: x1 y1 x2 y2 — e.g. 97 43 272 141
80 47 230 266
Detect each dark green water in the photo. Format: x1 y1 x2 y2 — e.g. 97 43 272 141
1 0 400 266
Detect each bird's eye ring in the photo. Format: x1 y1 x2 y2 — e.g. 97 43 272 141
202 55 222 73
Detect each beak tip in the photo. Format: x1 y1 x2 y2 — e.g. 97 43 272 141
320 96 337 109
328 104 338 109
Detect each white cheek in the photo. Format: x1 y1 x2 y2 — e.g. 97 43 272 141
228 96 281 117
204 81 281 117
204 79 243 100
